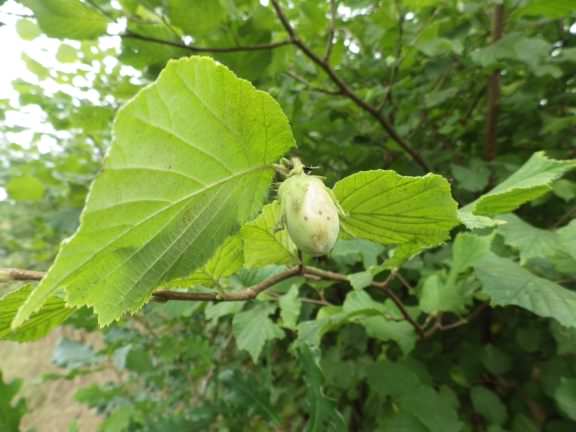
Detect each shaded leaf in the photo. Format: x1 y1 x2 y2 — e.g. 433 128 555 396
6 175 45 201
475 253 576 328
233 303 285 362
0 372 26 432
460 152 576 228
299 345 347 432
498 214 559 263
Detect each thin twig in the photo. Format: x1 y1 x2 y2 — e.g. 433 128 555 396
484 4 505 161
153 266 302 302
284 71 342 95
0 268 45 282
424 303 489 338
324 0 338 62
269 0 431 172
303 266 425 337
120 32 293 54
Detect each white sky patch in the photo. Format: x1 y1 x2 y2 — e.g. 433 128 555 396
570 22 576 34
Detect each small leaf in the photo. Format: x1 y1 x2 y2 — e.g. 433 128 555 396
52 337 98 369
517 0 576 18
475 253 576 329
241 201 297 268
279 284 301 329
6 175 45 201
498 214 559 263
56 43 78 63
460 152 576 228
554 378 576 421
0 372 26 432
348 271 373 290
233 303 285 362
20 0 108 40
0 284 73 342
398 386 463 432
16 19 40 40
167 0 225 36
333 170 459 247
471 386 508 425
162 234 243 289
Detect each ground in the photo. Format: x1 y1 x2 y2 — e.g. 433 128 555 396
1 329 117 432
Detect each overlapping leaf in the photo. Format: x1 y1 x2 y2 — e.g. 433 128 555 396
20 0 108 40
333 170 459 267
0 284 73 342
475 253 576 329
14 56 295 326
161 235 243 289
241 201 297 268
460 152 576 228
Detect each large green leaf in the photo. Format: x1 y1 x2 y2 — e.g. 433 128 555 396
475 254 576 329
333 170 459 246
0 284 73 342
20 0 108 40
460 152 576 228
14 56 295 327
241 201 297 268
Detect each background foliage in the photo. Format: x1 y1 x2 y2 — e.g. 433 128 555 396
1 0 576 430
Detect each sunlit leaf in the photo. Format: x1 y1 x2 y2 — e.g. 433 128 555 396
20 0 108 40
333 170 459 246
14 56 295 327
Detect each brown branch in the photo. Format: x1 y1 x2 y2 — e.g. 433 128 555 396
0 268 44 282
303 266 425 338
269 0 431 172
120 32 293 54
153 266 302 302
484 4 505 161
424 303 489 338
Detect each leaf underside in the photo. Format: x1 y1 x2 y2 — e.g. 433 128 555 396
14 56 295 326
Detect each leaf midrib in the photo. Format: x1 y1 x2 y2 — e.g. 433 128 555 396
50 164 273 292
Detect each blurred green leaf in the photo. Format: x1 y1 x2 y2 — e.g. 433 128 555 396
6 175 45 201
233 303 285 362
471 386 508 425
16 18 40 40
14 56 295 327
20 0 108 40
0 372 26 432
475 253 576 329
